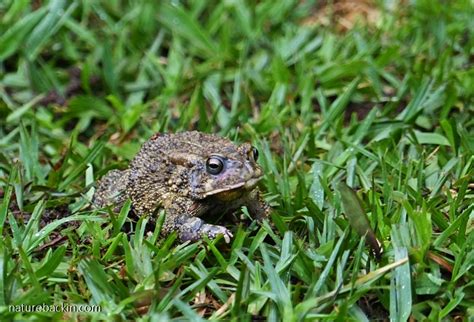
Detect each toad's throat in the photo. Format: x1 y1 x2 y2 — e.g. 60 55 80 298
203 177 262 200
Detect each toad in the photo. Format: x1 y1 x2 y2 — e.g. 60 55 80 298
93 131 270 243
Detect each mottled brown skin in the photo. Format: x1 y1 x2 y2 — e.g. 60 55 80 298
93 131 270 243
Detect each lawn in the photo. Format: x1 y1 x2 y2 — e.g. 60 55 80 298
0 0 473 320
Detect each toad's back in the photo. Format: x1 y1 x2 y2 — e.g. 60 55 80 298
132 131 242 163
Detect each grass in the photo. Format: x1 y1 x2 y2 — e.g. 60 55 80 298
0 0 473 320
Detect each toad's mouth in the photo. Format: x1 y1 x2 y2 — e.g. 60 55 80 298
202 176 262 199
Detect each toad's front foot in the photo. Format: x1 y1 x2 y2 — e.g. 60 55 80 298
179 217 233 243
201 223 233 243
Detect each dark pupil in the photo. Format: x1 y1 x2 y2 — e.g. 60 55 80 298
252 147 259 161
209 161 219 169
206 157 223 174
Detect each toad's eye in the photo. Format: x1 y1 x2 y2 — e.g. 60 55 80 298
206 156 224 175
251 147 259 161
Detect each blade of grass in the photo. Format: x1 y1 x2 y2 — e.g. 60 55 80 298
337 182 382 259
156 3 219 58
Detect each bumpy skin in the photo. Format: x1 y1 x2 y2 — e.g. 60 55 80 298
93 169 130 213
93 131 270 243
